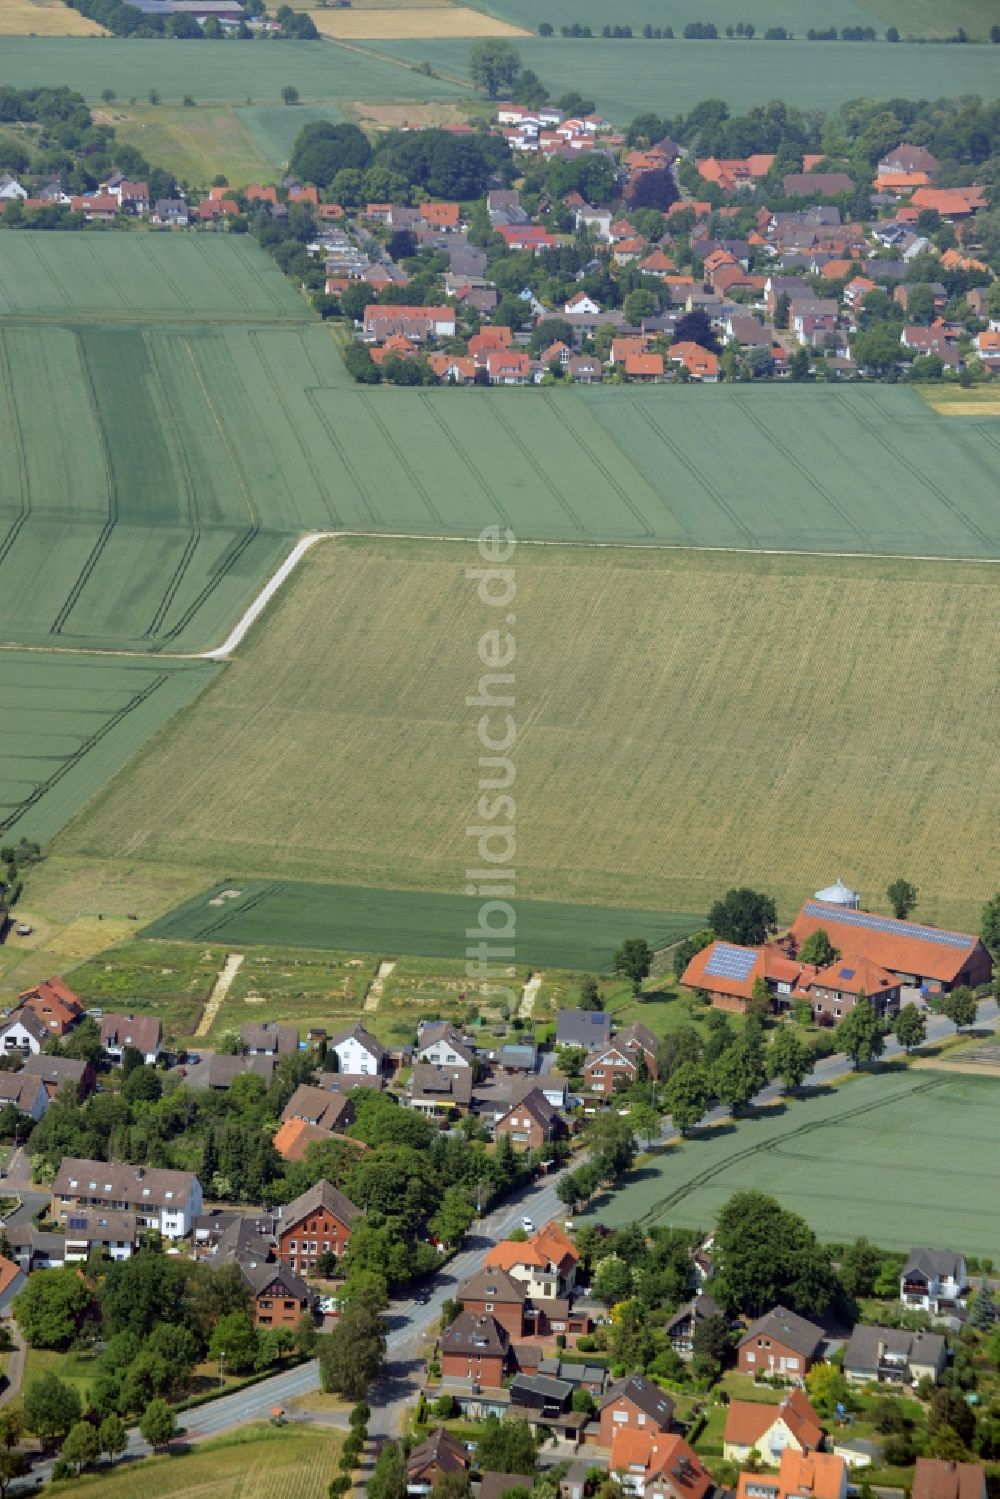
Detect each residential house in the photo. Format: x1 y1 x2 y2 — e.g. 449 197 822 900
556 1009 612 1049
0 1009 58 1058
51 1158 203 1238
625 351 665 381
911 1460 987 1499
420 202 461 232
783 173 853 197
63 1209 139 1263
788 903 991 992
610 1430 713 1499
976 330 1000 370
441 1310 511 1386
22 1053 96 1102
18 977 84 1037
0 175 27 201
575 207 612 240
900 1249 968 1311
909 186 985 220
0 1255 25 1313
101 1012 163 1065
239 1255 312 1329
151 198 189 226
241 1022 298 1057
273 1117 361 1162
843 1325 947 1386
806 956 901 1021
790 299 839 347
458 1265 528 1339
599 1375 675 1447
408 1062 474 1115
197 197 238 221
277 1179 362 1272
406 1429 470 1495
737 1306 825 1379
494 1088 565 1150
183 1054 278 1090
723 1389 823 1463
486 350 531 384
666 1292 720 1359
0 1071 49 1123
281 1084 355 1133
483 1224 577 1301
363 305 457 340
668 342 720 381
327 1023 385 1076
510 1370 574 1419
878 145 940 179
736 1450 847 1499
416 1022 477 1068
568 354 602 382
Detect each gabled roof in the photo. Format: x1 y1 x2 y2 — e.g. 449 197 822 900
327 1023 385 1061
23 1054 90 1086
740 1305 824 1358
409 1062 474 1105
0 1255 23 1297
666 1291 720 1335
903 1247 965 1282
611 1430 711 1499
809 953 898 997
725 1387 822 1450
459 1265 528 1304
788 901 984 985
18 976 83 1020
843 1324 946 1374
601 1374 675 1427
407 1427 469 1478
280 1179 362 1232
441 1309 510 1357
240 1255 311 1301
912 1459 987 1499
479 1473 536 1499
100 1012 162 1055
498 1086 560 1129
282 1084 354 1132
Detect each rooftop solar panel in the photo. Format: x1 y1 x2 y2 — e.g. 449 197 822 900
803 902 969 950
704 944 758 982
838 967 855 979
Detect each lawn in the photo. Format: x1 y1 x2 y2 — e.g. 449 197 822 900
58 537 1000 933
47 1423 341 1499
143 879 699 970
106 102 352 185
0 35 468 103
23 1347 99 1401
362 34 1000 115
586 1070 1000 1257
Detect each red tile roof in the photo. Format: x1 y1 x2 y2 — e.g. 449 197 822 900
788 901 984 985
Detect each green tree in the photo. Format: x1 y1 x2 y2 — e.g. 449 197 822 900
942 985 977 1031
968 1278 996 1332
853 320 902 375
281 85 300 105
893 1003 926 1052
628 1102 659 1149
23 1372 81 1444
428 1187 475 1248
839 1237 883 1299
663 1061 709 1134
614 937 653 996
708 888 777 946
208 1310 258 1376
767 1026 813 1091
578 977 603 1012
594 1254 633 1305
611 1297 655 1371
789 346 811 381
477 1416 537 1475
14 1266 93 1349
99 1413 128 1464
981 893 1000 960
468 40 521 98
713 1190 837 1317
798 929 838 967
139 1398 178 1450
806 1362 849 1419
62 1420 100 1472
624 289 658 326
672 930 714 982
318 1301 386 1399
712 1032 767 1114
368 1440 407 1499
0 1450 26 1497
886 879 918 919
774 291 790 328
837 995 885 1067
691 1313 732 1381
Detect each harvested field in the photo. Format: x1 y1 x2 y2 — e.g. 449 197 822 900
588 1070 1000 1258
309 4 526 34
0 0 105 32
60 539 1000 932
917 384 1000 417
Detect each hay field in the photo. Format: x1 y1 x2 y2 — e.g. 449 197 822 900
48 1425 340 1499
0 0 105 33
364 34 1000 113
591 1070 1000 1257
59 538 1000 931
918 384 1000 417
309 4 526 35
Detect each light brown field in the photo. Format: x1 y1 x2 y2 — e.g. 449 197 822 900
916 384 1000 416
308 3 526 35
353 99 472 128
0 0 106 33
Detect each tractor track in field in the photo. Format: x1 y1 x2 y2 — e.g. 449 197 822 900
0 331 30 568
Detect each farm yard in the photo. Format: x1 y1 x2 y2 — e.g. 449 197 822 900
589 1069 1000 1258
144 878 697 969
56 538 1000 933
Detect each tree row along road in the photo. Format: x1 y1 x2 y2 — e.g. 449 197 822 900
11 999 996 1486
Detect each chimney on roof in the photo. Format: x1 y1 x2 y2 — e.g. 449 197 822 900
135 1167 144 1179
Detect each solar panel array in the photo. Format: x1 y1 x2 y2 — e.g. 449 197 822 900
704 943 758 981
838 967 855 980
803 902 970 950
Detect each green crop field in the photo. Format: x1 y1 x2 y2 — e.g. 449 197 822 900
467 0 999 43
57 538 1000 932
0 35 466 103
365 35 1000 114
108 102 348 186
588 1070 1000 1257
144 878 698 968
0 652 215 842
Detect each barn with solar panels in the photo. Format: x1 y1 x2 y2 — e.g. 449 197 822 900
788 901 992 993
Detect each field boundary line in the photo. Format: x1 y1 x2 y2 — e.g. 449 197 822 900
632 402 756 548
142 329 202 640
305 388 382 525
202 533 338 659
50 332 118 636
248 328 343 526
416 394 515 530
540 391 655 538
324 34 472 87
489 399 585 535
0 330 30 566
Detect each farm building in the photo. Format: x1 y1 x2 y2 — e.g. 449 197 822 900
787 901 991 992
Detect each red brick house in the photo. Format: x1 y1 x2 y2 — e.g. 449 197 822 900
737 1306 825 1380
243 1258 312 1330
911 1460 987 1499
18 978 83 1038
805 954 901 1022
440 1310 511 1386
494 1087 565 1149
458 1265 527 1339
277 1180 362 1274
407 1429 470 1493
599 1375 675 1447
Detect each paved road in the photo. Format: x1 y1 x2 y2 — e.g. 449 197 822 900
10 999 996 1485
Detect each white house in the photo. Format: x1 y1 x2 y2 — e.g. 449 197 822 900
0 175 27 201
328 1023 384 1076
416 1023 475 1068
565 290 600 315
900 1249 968 1312
575 207 612 241
51 1158 203 1239
100 1012 163 1066
0 1010 47 1057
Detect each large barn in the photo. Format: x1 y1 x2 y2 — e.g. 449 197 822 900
787 900 991 992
